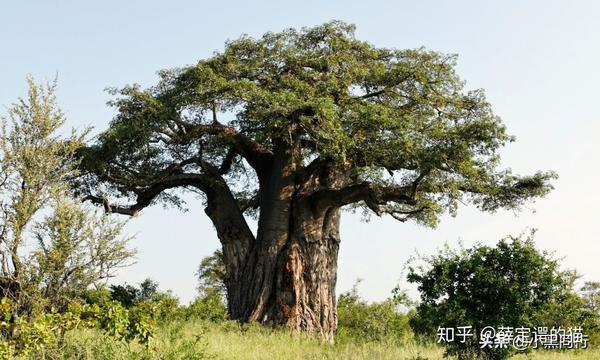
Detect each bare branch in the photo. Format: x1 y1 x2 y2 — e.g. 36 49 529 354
389 207 428 222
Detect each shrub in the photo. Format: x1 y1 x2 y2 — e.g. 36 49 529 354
0 78 134 316
407 232 586 359
336 281 413 344
82 287 112 307
0 298 84 358
185 292 228 323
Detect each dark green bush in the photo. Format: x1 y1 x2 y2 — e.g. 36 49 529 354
408 232 588 359
108 284 140 308
82 287 112 306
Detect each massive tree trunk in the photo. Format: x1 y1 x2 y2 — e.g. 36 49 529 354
271 205 341 341
224 201 341 341
209 142 344 340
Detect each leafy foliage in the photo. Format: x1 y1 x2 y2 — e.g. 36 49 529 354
139 278 160 302
31 197 133 312
407 232 585 359
579 282 600 346
336 281 413 344
108 284 140 308
196 250 227 299
0 297 155 358
0 276 223 359
581 282 600 317
185 293 228 323
78 21 555 228
0 78 134 315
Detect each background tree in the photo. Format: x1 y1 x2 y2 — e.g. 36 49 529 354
581 282 600 315
188 249 230 323
0 78 134 315
31 197 133 312
77 22 555 339
579 281 600 345
138 278 160 302
107 278 162 307
108 284 140 308
196 249 227 299
407 232 583 359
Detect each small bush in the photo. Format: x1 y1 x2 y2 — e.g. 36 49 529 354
0 298 83 358
336 281 413 344
184 292 228 323
82 287 112 307
151 292 182 322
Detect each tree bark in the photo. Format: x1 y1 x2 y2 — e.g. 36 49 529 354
271 204 341 341
215 145 346 340
223 197 341 341
201 174 255 318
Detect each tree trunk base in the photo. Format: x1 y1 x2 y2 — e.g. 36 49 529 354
226 205 341 341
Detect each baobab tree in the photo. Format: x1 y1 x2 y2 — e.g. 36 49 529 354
76 22 555 340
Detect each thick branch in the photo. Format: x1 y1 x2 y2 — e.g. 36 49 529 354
85 173 210 216
186 122 273 177
219 147 237 175
311 182 415 214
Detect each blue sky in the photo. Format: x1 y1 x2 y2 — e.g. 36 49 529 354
2 1 599 303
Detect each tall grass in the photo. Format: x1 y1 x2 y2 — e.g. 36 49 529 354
27 319 599 360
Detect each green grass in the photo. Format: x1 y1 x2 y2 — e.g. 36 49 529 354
29 320 599 360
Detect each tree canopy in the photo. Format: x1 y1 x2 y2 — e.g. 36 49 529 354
77 21 555 227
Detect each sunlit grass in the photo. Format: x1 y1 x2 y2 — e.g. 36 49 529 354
31 320 599 359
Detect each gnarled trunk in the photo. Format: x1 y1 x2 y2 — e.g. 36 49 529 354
271 205 341 340
205 141 345 340
222 199 342 341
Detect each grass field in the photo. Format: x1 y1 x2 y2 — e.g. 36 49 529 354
26 320 597 360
